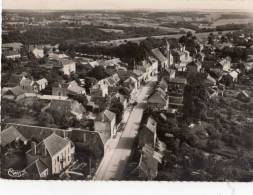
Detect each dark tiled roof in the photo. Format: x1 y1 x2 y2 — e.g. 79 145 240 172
8 86 26 96
1 126 27 147
151 48 167 63
43 134 70 157
94 121 111 145
148 90 167 105
146 117 157 134
24 159 48 176
168 77 187 85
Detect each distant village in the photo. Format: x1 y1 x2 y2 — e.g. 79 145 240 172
1 25 253 180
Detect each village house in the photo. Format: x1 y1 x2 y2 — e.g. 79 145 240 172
204 74 217 87
3 50 21 60
2 86 26 100
30 46 44 59
164 69 176 80
167 77 187 96
123 76 139 99
237 90 250 103
138 117 157 148
196 52 205 62
157 78 168 93
151 48 169 71
221 69 241 84
59 59 76 76
52 84 68 97
0 125 28 151
217 57 232 72
168 95 184 110
187 60 202 73
244 62 253 73
67 80 86 95
69 129 104 161
2 42 23 52
33 78 48 92
145 57 159 81
172 46 193 73
172 46 192 64
115 87 130 110
19 77 35 91
88 61 100 68
138 144 163 180
90 84 108 98
25 133 75 176
147 87 169 111
48 53 69 61
99 58 122 68
94 109 117 150
166 77 187 110
20 77 48 93
23 159 49 179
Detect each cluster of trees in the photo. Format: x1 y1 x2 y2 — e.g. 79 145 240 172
2 26 117 45
109 97 124 124
179 32 201 56
161 22 199 32
61 41 147 68
2 24 174 45
2 99 25 118
183 72 209 123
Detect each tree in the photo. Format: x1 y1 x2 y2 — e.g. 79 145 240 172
38 112 55 127
208 33 214 45
109 98 124 124
87 66 108 80
183 73 209 122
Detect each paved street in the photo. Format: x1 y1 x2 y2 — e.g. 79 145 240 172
93 82 156 180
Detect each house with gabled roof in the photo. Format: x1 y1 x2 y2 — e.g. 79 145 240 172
167 77 187 96
139 117 157 148
30 46 44 59
2 86 26 100
151 48 168 71
94 109 117 150
67 80 86 95
48 99 85 120
2 42 23 52
33 78 48 92
217 57 231 71
88 61 99 68
3 50 21 60
1 126 28 149
20 77 34 91
187 60 202 73
59 59 76 75
26 133 75 176
23 159 49 179
147 88 168 111
138 144 163 180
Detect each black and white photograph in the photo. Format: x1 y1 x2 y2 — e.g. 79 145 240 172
1 0 253 183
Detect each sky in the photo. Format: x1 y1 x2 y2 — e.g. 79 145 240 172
3 0 253 11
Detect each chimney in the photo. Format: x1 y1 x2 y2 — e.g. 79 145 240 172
43 145 47 157
31 141 37 155
63 130 67 139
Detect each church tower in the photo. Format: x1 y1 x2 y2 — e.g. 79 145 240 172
166 40 173 67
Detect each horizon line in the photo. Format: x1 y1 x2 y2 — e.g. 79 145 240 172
2 8 252 13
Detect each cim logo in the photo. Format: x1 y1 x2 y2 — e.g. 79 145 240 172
8 168 26 178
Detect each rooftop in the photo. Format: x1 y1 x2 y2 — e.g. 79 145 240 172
1 126 28 147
